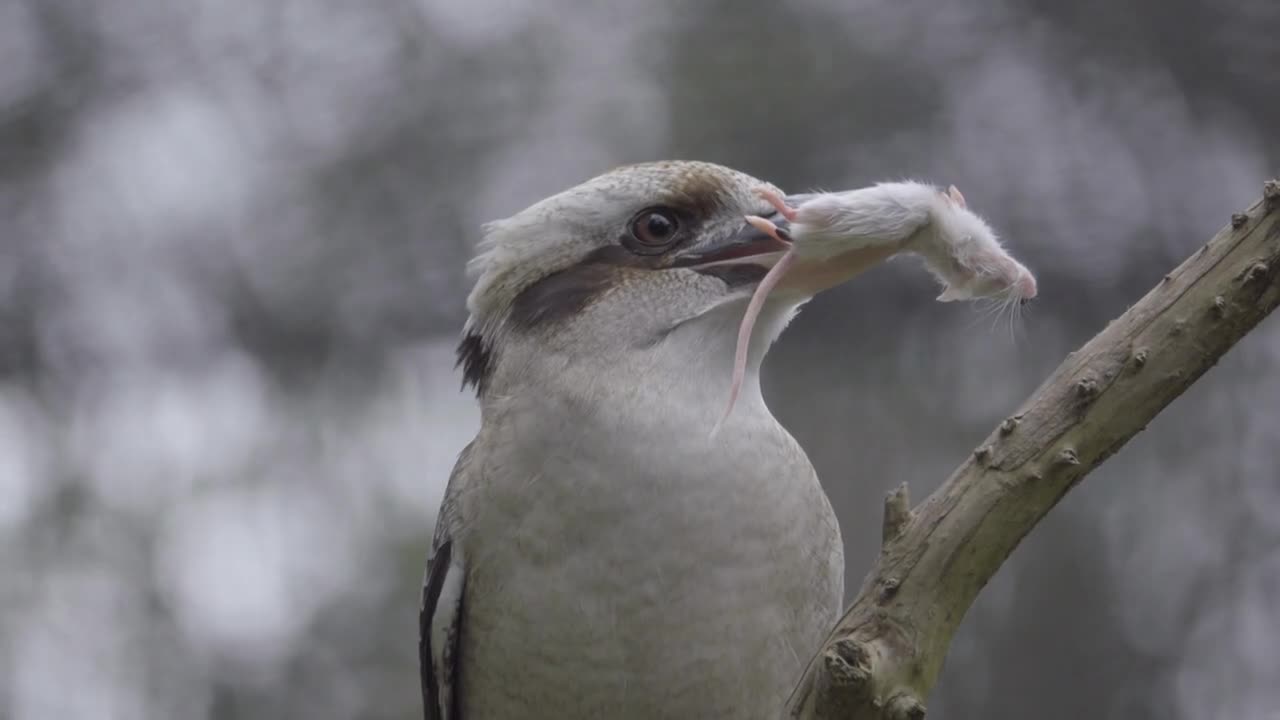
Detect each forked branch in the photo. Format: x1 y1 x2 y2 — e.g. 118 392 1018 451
788 180 1280 719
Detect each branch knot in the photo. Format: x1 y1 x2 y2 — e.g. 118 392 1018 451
1264 179 1280 207
822 638 873 693
887 694 927 720
881 483 912 545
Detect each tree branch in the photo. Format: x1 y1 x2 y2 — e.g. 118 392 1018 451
787 180 1280 720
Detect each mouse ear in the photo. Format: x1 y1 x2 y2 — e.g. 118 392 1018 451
946 185 967 208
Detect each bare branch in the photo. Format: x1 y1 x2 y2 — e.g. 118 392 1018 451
788 180 1280 719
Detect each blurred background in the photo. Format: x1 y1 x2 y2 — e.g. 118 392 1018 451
1 0 1278 718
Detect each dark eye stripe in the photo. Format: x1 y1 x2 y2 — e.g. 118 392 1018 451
508 261 620 331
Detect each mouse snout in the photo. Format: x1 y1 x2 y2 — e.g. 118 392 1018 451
1016 268 1038 301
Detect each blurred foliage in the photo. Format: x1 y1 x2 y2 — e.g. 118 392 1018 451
0 0 1277 718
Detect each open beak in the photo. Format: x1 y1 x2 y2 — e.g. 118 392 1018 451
674 195 903 296
671 214 792 270
754 192 903 296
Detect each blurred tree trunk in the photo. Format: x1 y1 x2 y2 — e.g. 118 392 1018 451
788 180 1280 720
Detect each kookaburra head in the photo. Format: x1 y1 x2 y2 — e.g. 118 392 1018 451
457 160 893 417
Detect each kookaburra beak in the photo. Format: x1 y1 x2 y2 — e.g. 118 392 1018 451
675 206 898 297
671 214 793 269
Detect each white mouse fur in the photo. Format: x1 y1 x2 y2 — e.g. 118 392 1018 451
716 181 1037 426
787 181 1037 302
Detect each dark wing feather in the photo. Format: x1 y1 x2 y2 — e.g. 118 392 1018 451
420 442 474 720
420 540 457 720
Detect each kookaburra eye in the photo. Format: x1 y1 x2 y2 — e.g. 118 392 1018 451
628 208 679 249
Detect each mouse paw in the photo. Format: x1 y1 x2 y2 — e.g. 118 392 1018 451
755 187 799 223
944 184 967 208
743 214 793 244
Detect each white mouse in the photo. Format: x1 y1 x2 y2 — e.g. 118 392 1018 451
716 181 1037 427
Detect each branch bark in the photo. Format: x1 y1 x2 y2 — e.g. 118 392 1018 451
787 179 1280 720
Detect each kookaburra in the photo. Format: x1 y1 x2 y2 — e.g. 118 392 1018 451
420 160 919 719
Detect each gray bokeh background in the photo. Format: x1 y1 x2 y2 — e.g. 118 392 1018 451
2 1 1278 718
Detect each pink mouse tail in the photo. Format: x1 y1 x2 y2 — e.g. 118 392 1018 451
711 247 798 437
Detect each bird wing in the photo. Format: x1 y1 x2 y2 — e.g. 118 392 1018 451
420 442 473 720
